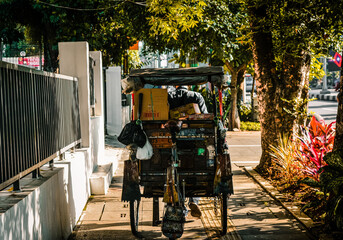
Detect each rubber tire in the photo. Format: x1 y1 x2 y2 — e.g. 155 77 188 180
130 199 140 236
220 192 228 235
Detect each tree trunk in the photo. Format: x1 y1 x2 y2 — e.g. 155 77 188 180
248 4 310 173
42 24 58 72
229 70 239 130
334 57 343 150
225 61 246 130
237 69 245 105
248 5 277 173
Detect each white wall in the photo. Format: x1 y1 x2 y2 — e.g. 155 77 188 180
58 42 91 148
89 51 104 117
89 51 105 166
0 150 91 240
106 67 122 136
90 116 104 166
122 105 131 127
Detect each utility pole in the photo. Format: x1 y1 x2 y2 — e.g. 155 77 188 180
0 40 3 61
321 57 330 94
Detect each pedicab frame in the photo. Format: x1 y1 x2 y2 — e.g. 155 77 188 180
121 66 234 238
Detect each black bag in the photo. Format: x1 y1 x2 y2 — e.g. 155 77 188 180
162 205 185 239
118 121 146 147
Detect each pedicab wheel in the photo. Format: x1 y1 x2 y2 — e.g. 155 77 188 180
130 199 140 236
220 192 228 235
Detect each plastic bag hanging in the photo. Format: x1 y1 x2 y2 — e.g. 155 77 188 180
136 133 153 160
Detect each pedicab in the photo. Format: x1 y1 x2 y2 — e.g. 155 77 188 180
119 66 233 239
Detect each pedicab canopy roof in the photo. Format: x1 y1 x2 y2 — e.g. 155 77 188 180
121 66 226 94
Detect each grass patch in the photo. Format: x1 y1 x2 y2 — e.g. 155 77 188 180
240 121 261 131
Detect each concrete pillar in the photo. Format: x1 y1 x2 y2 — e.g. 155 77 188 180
89 51 105 165
58 42 90 148
321 57 330 94
106 67 122 136
243 78 247 104
90 51 104 117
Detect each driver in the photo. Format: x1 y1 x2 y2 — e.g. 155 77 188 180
168 86 208 114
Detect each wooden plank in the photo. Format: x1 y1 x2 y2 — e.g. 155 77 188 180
130 75 225 86
129 66 224 77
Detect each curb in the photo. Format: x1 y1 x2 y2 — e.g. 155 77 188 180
243 167 318 239
309 93 338 101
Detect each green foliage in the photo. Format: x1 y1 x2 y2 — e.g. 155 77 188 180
301 177 322 189
147 0 206 40
0 0 147 69
319 150 343 230
2 40 40 57
309 54 325 83
241 0 343 67
240 121 260 131
321 152 343 195
127 50 143 70
239 104 252 122
142 0 252 70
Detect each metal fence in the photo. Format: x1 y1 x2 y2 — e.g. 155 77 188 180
0 61 81 190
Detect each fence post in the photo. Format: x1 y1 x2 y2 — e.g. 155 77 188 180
13 180 21 191
49 160 54 169
32 169 41 179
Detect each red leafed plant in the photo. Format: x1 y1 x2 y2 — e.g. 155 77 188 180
296 116 335 181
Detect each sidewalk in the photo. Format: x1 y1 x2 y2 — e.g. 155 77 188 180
309 88 338 101
70 132 313 240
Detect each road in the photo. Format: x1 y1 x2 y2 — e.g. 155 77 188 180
245 93 338 124
308 99 338 124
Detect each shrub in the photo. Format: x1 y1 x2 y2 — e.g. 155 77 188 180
239 104 252 122
296 116 335 181
269 134 303 186
303 150 343 230
321 150 343 230
240 121 261 131
268 117 338 226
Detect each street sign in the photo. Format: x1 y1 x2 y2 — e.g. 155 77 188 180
333 52 342 67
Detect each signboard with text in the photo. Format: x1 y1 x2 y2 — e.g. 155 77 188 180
18 56 44 68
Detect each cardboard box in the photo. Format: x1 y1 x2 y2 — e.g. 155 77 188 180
134 88 169 120
169 103 201 119
146 129 173 148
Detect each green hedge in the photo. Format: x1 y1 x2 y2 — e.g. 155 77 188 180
240 121 261 131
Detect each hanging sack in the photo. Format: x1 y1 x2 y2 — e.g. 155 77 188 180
132 124 146 148
161 205 185 239
118 93 146 147
136 133 153 160
118 121 146 147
